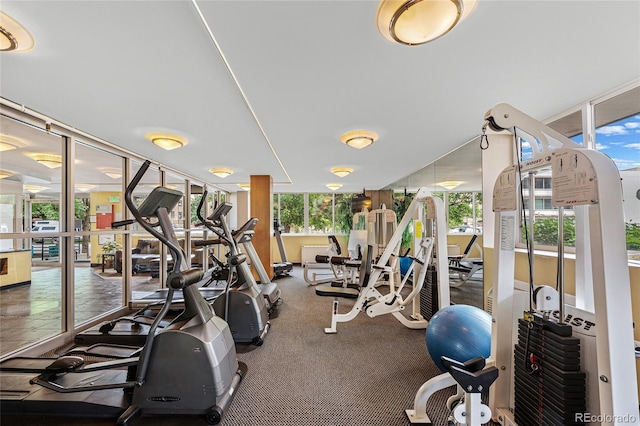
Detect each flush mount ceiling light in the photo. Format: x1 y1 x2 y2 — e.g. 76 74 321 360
0 169 14 179
238 183 250 191
438 180 464 190
99 167 122 179
75 184 96 192
0 11 35 52
210 167 234 178
326 183 343 191
0 141 17 151
330 166 354 178
145 132 188 151
340 130 378 150
32 154 62 169
24 184 47 193
377 0 477 46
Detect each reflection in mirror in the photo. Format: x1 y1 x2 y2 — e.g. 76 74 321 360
384 137 484 308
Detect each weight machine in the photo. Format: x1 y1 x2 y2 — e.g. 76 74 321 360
484 104 638 425
324 188 449 333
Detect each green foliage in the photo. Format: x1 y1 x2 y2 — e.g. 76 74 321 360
334 194 354 234
627 223 640 250
32 202 59 220
447 192 474 228
101 239 122 254
308 193 333 233
279 194 304 233
190 194 203 225
529 216 576 247
393 192 415 250
74 198 89 220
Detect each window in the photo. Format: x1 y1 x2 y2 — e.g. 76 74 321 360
273 192 357 234
594 86 640 254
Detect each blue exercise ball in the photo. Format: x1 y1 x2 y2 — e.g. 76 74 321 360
425 304 492 372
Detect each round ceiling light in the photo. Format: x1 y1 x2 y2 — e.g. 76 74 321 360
326 183 343 191
145 132 188 151
339 130 378 149
377 0 477 46
210 167 234 178
330 166 354 178
0 12 35 52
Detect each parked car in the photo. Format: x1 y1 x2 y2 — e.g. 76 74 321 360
450 225 482 234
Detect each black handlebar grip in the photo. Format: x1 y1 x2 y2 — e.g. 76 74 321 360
111 219 136 228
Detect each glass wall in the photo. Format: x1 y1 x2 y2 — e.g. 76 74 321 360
0 106 223 357
73 142 125 326
0 115 64 355
273 192 357 235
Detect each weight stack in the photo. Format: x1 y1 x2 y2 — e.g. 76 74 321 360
419 265 438 320
514 317 586 426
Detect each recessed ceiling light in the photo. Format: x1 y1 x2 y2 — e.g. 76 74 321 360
238 183 250 191
0 12 35 52
376 0 477 46
340 130 378 149
438 180 464 190
330 166 354 178
210 167 234 178
32 154 62 169
326 183 343 191
145 132 188 150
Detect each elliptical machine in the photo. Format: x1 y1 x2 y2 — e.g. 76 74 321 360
0 160 245 425
194 187 270 346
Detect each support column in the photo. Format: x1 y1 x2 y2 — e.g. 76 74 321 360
250 175 274 279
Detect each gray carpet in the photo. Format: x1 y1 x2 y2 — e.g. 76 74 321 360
217 268 456 426
5 266 477 426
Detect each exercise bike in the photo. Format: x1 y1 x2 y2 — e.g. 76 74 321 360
0 160 245 425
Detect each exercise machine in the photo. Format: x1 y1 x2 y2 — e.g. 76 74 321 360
484 104 638 424
448 234 483 286
194 190 270 345
0 160 245 425
303 235 343 286
273 219 293 277
323 188 450 333
231 217 282 311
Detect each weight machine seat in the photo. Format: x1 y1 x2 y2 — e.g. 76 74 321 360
315 284 359 299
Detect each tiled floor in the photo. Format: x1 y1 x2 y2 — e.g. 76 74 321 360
0 264 161 356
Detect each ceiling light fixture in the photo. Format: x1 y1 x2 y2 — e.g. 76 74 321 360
238 183 250 191
377 0 477 46
340 130 378 149
210 167 234 178
24 184 47 193
33 154 62 169
0 170 14 179
438 180 464 190
145 132 188 151
75 184 96 192
330 166 354 178
0 12 35 52
326 183 343 191
0 141 17 151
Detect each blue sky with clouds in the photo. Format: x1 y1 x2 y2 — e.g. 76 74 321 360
593 114 640 170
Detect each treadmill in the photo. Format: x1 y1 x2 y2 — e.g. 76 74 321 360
273 220 293 277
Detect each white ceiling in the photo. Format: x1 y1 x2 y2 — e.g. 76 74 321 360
1 1 639 194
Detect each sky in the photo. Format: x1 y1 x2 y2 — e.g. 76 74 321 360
592 113 640 171
520 114 640 171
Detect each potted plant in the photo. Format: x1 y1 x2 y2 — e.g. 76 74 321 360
100 240 122 269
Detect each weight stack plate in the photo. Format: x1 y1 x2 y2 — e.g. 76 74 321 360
514 317 586 426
